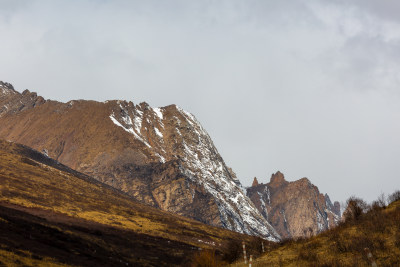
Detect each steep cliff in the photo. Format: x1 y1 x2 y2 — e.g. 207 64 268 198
247 171 340 239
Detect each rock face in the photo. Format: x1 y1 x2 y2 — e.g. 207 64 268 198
247 171 341 239
0 81 279 241
0 82 45 116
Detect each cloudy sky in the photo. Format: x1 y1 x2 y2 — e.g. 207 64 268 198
1 0 400 203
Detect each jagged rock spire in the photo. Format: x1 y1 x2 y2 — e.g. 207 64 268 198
269 171 286 187
252 177 259 187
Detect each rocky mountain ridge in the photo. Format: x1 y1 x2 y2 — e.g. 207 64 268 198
247 171 341 239
0 81 279 240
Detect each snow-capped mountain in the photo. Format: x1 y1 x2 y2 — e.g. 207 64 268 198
0 81 280 241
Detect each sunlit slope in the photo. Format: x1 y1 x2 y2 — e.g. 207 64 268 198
243 199 400 266
0 139 257 266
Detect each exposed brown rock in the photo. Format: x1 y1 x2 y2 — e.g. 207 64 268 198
269 171 288 188
247 172 341 239
0 84 45 117
252 177 259 187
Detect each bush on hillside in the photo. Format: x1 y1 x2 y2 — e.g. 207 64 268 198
191 249 220 267
370 193 387 210
388 190 400 204
343 196 369 222
221 239 242 263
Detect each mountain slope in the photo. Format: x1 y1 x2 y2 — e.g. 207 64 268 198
0 81 279 240
243 198 400 266
247 172 341 239
0 139 266 266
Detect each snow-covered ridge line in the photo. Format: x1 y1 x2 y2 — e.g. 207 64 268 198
174 106 279 240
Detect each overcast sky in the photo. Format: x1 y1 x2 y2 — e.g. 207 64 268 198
1 0 400 203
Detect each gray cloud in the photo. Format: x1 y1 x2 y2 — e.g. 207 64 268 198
0 0 399 202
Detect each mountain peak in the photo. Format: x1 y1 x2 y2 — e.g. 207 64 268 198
0 81 14 90
0 81 16 96
0 83 45 117
247 171 341 239
252 177 259 187
269 171 286 186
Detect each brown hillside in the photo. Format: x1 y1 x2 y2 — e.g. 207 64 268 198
0 139 264 266
239 198 400 266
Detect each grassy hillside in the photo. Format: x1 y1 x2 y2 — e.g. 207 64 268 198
232 196 400 266
0 203 201 266
0 140 262 266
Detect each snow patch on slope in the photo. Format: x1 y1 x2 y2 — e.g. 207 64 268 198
257 191 268 219
109 109 151 148
154 127 163 138
153 107 164 121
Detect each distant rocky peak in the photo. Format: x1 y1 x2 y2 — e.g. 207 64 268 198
0 82 45 117
269 171 287 187
0 81 16 95
297 177 312 186
22 89 32 95
325 194 334 209
138 101 150 109
333 201 341 217
247 171 341 239
252 177 259 187
0 81 14 90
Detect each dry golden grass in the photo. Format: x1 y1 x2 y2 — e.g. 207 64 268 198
230 198 400 267
0 139 256 258
0 245 68 267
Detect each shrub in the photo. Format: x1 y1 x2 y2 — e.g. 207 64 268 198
191 250 220 267
246 236 264 257
395 232 400 248
221 239 241 263
297 246 318 262
343 196 368 222
370 193 386 210
388 190 400 204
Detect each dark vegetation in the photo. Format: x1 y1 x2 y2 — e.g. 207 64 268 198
0 203 196 266
190 236 273 266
